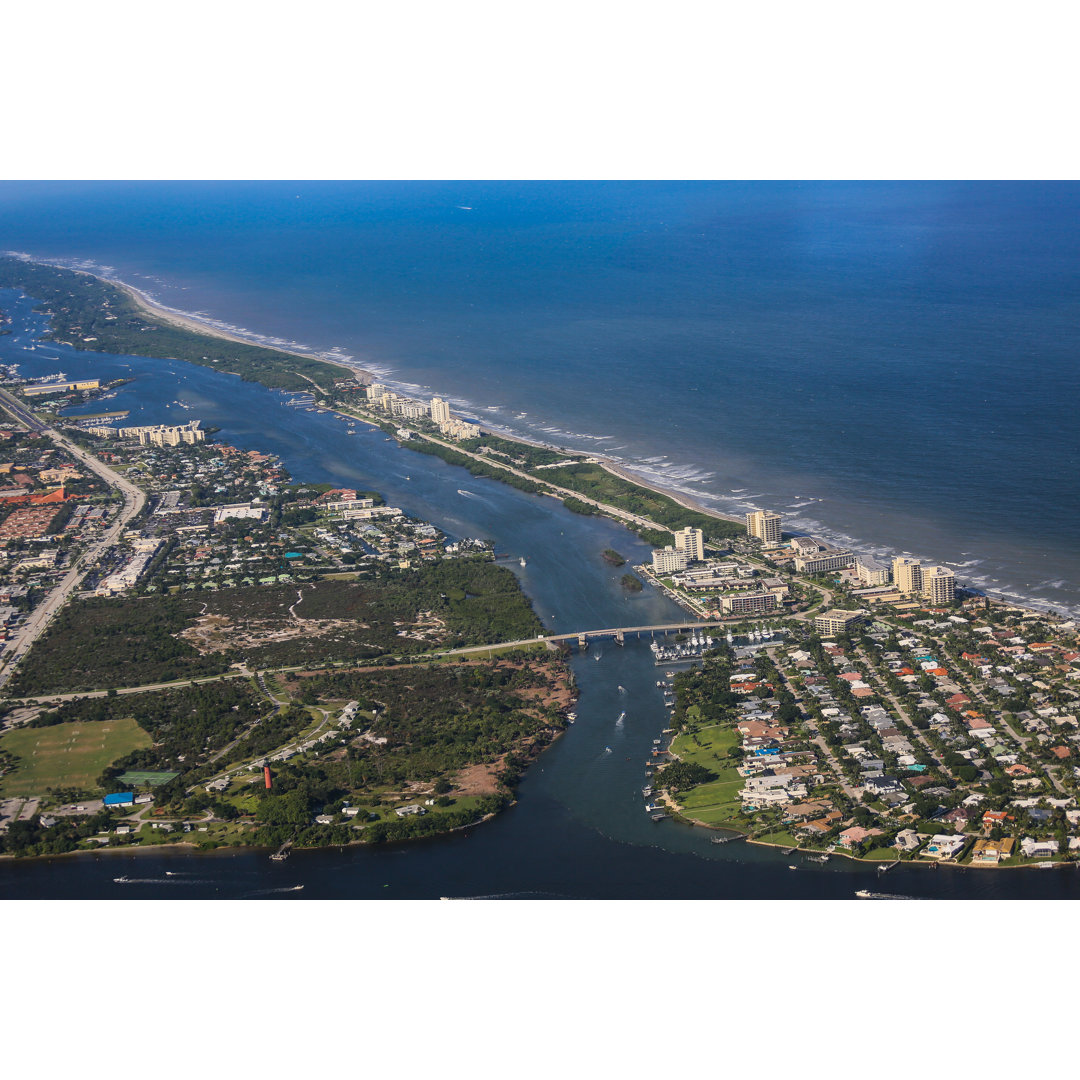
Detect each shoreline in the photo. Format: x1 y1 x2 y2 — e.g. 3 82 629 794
5 257 1076 620
72 265 742 529
665 806 1075 873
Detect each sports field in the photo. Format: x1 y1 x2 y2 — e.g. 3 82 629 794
0 717 152 797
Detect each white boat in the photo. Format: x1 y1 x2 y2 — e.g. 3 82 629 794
519 557 527 567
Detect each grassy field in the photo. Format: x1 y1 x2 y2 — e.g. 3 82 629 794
0 717 152 797
669 723 746 825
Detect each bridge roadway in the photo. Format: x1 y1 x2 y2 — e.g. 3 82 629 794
544 621 722 643
2 621 743 706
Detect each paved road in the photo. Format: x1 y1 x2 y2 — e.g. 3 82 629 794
0 388 147 690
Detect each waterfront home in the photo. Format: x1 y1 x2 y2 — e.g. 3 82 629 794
970 837 1015 864
782 800 831 823
1020 837 1059 858
922 834 967 860
838 826 882 848
893 829 922 852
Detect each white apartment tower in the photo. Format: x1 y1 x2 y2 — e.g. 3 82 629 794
746 510 782 544
921 566 956 605
892 557 923 595
430 397 451 425
674 526 705 563
652 547 688 574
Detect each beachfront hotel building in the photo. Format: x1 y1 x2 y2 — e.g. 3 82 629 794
746 510 782 544
921 565 956 604
893 557 924 595
430 397 451 425
793 550 855 574
674 526 705 563
652 547 688 574
855 554 891 586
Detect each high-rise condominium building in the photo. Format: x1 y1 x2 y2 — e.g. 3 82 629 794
652 547 688 574
921 566 956 604
746 510 782 544
892 557 923 594
430 397 451 425
674 526 705 562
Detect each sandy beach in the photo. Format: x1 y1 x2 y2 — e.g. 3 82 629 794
63 264 739 535
103 273 363 382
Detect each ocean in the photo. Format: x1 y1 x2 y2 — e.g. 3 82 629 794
1 179 1078 613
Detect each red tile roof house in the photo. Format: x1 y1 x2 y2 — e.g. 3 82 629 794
982 810 1012 832
1051 746 1072 760
1006 764 1034 777
838 826 883 848
946 693 971 707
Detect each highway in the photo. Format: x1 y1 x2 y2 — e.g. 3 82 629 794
0 387 147 689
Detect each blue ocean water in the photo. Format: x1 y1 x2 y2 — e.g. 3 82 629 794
2 180 1078 613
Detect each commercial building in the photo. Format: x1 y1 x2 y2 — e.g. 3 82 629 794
855 554 891 586
921 565 956 604
213 504 268 524
652 547 688 574
22 379 100 396
893 557 923 595
746 510 782 544
814 609 869 635
674 526 704 563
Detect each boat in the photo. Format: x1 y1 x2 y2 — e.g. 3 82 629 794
113 876 129 883
617 711 626 723
788 865 798 870
650 812 667 822
565 711 577 722
519 557 527 567
807 854 829 863
641 786 652 797
710 836 732 845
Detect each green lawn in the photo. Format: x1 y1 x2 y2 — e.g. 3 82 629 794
0 716 152 797
669 722 746 824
